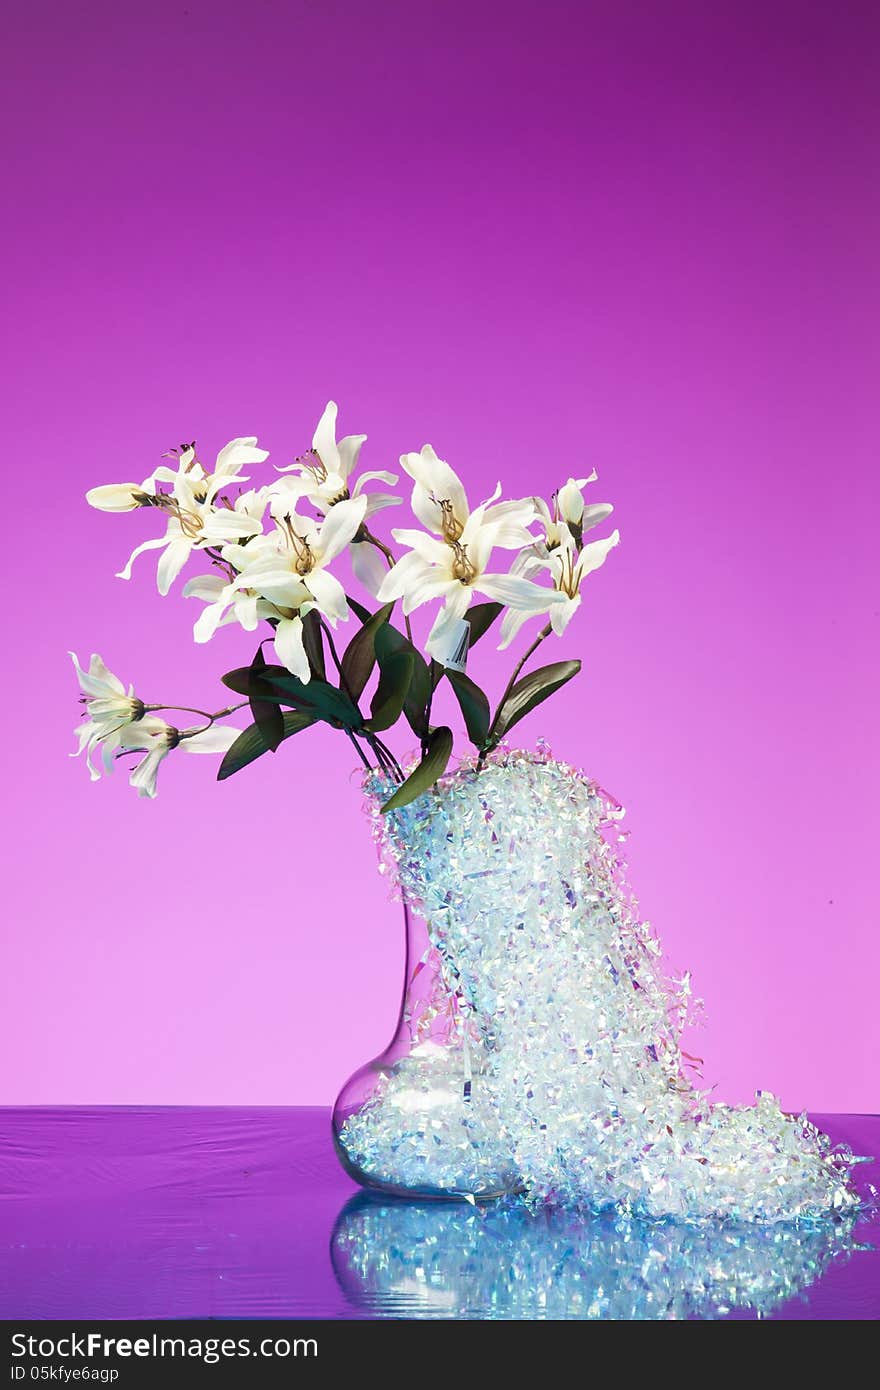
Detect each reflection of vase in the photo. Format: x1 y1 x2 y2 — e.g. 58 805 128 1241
331 1193 862 1320
333 748 862 1218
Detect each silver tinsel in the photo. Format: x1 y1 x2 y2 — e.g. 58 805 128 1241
339 747 866 1221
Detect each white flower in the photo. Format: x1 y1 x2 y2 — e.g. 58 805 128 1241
182 569 286 643
87 437 269 513
70 652 148 780
85 483 152 512
142 436 269 498
127 720 240 800
378 505 566 664
273 401 400 518
498 528 620 647
400 444 537 549
115 471 264 595
227 495 368 678
551 474 614 537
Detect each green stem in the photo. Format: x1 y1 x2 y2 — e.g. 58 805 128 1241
362 526 413 644
146 701 248 726
478 621 553 769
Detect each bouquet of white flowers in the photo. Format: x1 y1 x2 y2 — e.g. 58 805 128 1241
72 401 618 803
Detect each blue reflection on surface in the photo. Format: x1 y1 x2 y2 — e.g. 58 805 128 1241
332 1193 872 1320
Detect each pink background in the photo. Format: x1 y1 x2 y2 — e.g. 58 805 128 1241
4 0 878 1110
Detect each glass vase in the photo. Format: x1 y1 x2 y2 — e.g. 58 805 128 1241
331 748 862 1219
331 894 521 1200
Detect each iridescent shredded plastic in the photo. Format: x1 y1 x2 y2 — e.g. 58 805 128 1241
339 746 867 1221
333 1198 865 1319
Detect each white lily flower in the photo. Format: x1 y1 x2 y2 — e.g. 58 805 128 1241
141 435 269 497
182 568 288 644
127 719 241 800
498 528 621 648
226 494 368 678
85 483 153 512
400 444 538 550
274 401 401 518
115 471 264 595
70 652 148 780
378 505 566 665
87 437 269 513
552 474 614 538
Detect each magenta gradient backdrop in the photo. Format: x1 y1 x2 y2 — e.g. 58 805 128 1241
4 1 878 1110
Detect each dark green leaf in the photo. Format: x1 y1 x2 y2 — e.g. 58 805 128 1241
341 602 394 701
222 666 361 727
490 660 581 743
222 664 291 699
249 646 284 752
381 726 454 813
375 624 432 736
464 601 503 647
301 610 326 681
445 669 491 748
346 594 373 624
218 710 316 781
366 651 414 732
259 672 362 727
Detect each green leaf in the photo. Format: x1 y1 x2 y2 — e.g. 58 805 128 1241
445 669 491 748
341 602 394 701
218 710 316 781
490 660 582 743
381 726 454 813
346 594 373 624
375 624 432 736
222 666 361 727
366 650 414 732
260 672 362 727
249 646 284 752
464 601 503 647
301 610 326 681
222 664 291 699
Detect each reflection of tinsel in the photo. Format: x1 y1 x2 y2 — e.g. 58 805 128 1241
340 747 867 1220
333 1196 866 1319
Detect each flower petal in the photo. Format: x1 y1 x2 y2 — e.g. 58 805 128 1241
180 724 241 753
214 437 269 474
337 432 368 481
312 401 342 476
580 502 614 533
351 540 389 598
115 533 170 581
274 615 311 680
376 550 432 602
576 528 620 580
389 529 449 565
156 538 193 595
477 573 561 611
497 606 534 650
303 566 349 622
316 494 368 564
85 483 145 512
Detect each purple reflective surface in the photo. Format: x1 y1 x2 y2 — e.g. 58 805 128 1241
0 1109 876 1320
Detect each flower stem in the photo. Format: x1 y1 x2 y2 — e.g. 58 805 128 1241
319 618 358 703
346 729 374 772
478 621 554 769
145 701 248 725
362 526 413 644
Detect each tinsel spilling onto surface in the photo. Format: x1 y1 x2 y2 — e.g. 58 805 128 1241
332 1197 865 1319
339 747 867 1221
